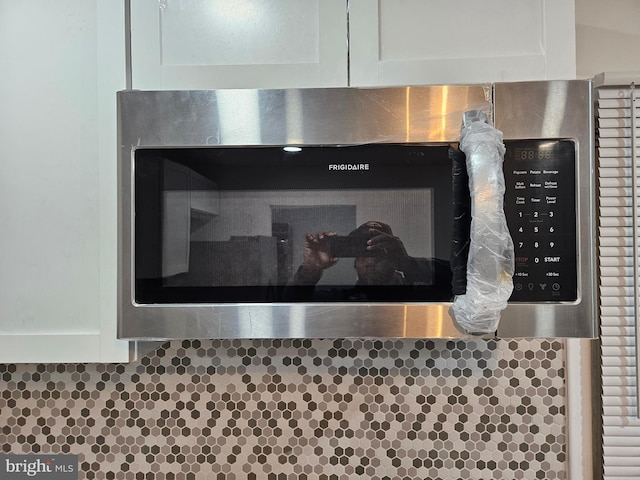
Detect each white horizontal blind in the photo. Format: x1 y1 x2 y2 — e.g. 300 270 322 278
598 81 640 479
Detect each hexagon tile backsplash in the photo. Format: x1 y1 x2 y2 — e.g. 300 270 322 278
0 339 566 480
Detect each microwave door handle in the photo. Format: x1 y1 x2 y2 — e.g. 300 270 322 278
450 145 471 296
451 111 514 334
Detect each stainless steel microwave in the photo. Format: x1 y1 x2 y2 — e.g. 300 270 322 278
118 81 596 340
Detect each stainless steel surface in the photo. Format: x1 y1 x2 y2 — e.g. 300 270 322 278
118 82 596 340
494 80 597 339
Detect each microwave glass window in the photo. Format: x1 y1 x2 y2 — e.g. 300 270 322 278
133 140 578 305
133 144 455 303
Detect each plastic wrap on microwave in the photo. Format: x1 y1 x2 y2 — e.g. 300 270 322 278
451 111 514 334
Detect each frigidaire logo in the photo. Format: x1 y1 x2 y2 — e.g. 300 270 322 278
1 455 77 480
328 163 370 171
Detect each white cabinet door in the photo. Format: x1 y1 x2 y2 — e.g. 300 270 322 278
0 0 131 362
130 0 348 89
349 0 576 86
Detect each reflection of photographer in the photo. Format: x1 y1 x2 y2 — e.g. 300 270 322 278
292 221 449 294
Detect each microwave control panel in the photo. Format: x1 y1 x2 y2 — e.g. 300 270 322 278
503 140 577 302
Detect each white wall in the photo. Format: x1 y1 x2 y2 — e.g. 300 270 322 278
575 0 640 78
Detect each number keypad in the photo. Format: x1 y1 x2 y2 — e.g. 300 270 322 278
504 140 577 302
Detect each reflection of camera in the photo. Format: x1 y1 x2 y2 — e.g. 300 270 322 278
327 235 371 257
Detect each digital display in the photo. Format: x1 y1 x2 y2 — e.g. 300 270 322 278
513 147 557 161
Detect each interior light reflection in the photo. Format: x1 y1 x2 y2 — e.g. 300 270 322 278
283 146 302 153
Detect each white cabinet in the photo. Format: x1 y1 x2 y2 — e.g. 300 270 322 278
130 0 349 89
349 0 576 86
0 0 132 362
130 0 576 90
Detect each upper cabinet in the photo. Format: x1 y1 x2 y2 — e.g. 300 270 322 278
130 0 349 89
349 0 576 86
130 0 576 90
0 0 132 363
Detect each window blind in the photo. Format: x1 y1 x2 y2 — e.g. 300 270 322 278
598 77 640 480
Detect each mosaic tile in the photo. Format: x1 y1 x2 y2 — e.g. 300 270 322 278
1 339 566 479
